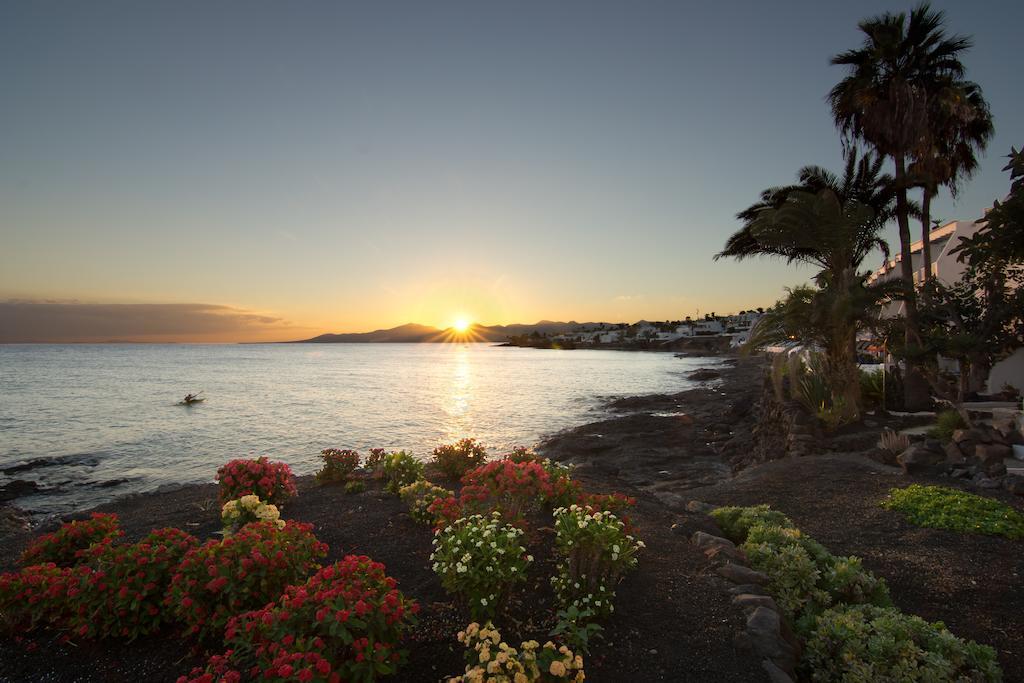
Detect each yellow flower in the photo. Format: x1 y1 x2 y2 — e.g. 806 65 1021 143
549 660 567 677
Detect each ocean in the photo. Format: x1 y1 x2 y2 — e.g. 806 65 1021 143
0 343 716 515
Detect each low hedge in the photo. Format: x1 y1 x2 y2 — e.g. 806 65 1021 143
710 505 1001 680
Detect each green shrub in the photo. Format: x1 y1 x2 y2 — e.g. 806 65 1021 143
19 513 122 567
432 438 488 479
927 409 968 442
710 505 794 543
383 451 424 494
882 484 1024 539
744 524 832 566
344 479 366 494
742 541 825 620
803 605 1002 682
859 368 904 412
399 480 452 524
724 513 892 633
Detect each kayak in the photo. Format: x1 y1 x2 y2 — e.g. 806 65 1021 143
178 398 205 405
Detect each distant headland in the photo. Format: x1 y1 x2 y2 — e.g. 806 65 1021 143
288 312 765 352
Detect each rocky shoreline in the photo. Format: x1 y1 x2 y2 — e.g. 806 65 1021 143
537 356 765 501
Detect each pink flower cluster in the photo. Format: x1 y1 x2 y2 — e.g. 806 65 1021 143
179 555 419 682
169 520 327 643
432 438 488 479
316 448 360 483
19 512 122 567
216 457 297 505
0 524 198 641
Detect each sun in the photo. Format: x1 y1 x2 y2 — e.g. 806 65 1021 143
452 317 471 333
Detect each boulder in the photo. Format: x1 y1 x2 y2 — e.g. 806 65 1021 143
975 444 1011 476
688 369 722 382
944 442 967 466
897 443 946 475
728 583 769 596
762 659 796 683
705 545 746 564
1002 475 1024 496
733 593 779 612
686 500 717 514
745 607 798 674
0 479 40 502
717 563 769 585
691 531 736 551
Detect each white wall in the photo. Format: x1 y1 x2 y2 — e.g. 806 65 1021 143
988 348 1024 395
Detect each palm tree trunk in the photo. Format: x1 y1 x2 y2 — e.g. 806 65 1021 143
920 189 933 284
894 155 931 411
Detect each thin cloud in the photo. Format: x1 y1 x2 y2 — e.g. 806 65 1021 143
0 301 311 343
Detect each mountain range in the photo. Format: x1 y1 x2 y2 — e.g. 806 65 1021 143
290 321 610 343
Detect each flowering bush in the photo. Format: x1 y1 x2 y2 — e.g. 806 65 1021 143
169 521 327 643
503 446 542 464
19 513 122 567
447 622 585 683
574 491 636 518
69 527 199 640
551 505 644 618
383 451 423 494
0 563 85 634
432 438 488 479
460 460 552 525
427 496 464 529
216 457 297 506
221 495 285 534
398 480 453 524
2 527 198 641
803 605 1002 682
431 512 532 621
365 448 388 478
180 555 419 683
316 449 360 483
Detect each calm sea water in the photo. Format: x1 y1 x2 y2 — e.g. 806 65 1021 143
0 343 716 515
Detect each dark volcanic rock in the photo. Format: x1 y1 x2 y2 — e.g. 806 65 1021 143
688 368 722 381
897 443 946 474
0 479 40 502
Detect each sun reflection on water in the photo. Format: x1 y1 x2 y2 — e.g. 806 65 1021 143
443 346 473 441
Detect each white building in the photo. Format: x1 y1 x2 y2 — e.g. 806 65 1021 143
867 217 1023 394
867 220 982 309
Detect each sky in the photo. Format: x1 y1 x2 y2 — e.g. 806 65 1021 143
1 0 1022 342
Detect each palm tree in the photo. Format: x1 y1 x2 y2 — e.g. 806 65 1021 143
910 80 994 283
721 148 896 264
828 2 980 409
718 169 892 420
